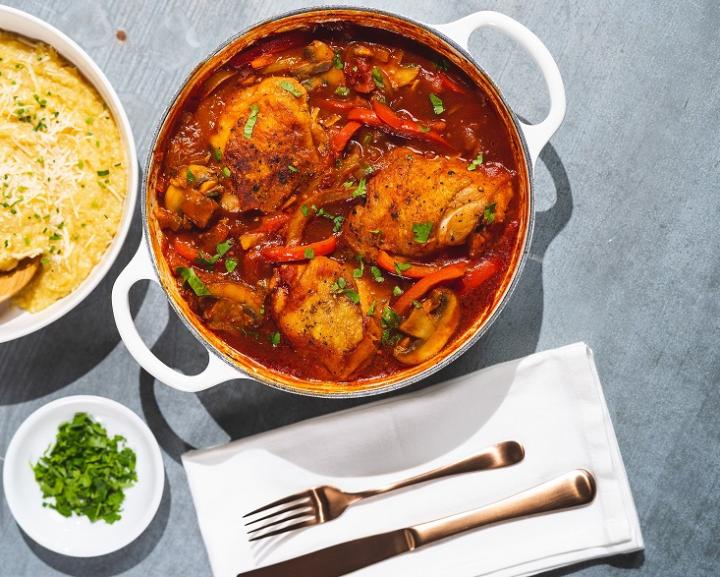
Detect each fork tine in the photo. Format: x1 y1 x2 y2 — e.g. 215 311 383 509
243 499 312 527
243 491 309 518
248 518 318 542
246 509 314 536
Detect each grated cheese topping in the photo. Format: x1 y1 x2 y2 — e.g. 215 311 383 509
0 31 127 311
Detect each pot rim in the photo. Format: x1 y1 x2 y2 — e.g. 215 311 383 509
141 6 535 398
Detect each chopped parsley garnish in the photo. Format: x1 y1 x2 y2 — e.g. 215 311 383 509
314 206 345 233
225 258 237 273
270 331 281 347
222 166 232 178
243 104 259 139
330 277 360 304
33 118 47 132
199 239 233 267
353 255 364 278
395 261 412 275
333 51 344 69
304 247 315 259
279 80 302 97
32 412 137 524
367 300 376 315
213 147 223 161
412 222 433 244
468 153 484 171
185 168 195 183
412 299 422 309
352 177 367 198
177 267 210 296
393 285 404 297
49 232 62 241
288 164 299 173
370 265 385 283
371 66 384 89
429 93 444 115
335 85 350 97
300 204 309 216
380 306 402 345
484 202 496 224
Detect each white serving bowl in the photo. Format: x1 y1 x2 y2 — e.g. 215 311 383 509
2 395 164 557
0 5 138 343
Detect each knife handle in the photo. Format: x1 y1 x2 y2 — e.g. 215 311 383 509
409 469 596 548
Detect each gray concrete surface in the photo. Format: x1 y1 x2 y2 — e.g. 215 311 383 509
0 1 718 576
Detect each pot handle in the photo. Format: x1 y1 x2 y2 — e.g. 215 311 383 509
111 242 240 393
432 11 566 166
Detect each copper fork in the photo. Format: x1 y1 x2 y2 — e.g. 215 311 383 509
243 440 524 541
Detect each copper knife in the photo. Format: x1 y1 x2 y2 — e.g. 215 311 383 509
237 469 596 577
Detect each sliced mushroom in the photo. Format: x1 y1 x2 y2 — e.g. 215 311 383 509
393 287 460 365
387 65 420 89
205 281 265 326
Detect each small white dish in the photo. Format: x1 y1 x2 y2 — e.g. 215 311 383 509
3 396 164 557
0 6 138 343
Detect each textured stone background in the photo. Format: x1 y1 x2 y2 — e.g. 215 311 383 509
0 1 718 576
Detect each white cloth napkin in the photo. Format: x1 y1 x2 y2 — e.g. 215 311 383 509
182 343 643 577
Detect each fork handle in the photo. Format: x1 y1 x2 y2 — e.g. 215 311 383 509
351 440 524 500
409 469 597 548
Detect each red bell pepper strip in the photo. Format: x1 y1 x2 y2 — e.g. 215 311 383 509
371 100 449 146
393 262 468 314
439 72 467 94
347 107 383 126
257 213 290 234
316 97 369 112
377 250 440 279
460 258 500 294
331 121 363 154
260 236 337 263
172 238 201 262
229 31 311 68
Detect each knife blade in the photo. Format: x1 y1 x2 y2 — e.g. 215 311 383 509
237 529 415 577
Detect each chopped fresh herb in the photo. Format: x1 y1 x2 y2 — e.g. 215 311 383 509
412 222 433 244
468 153 484 171
484 202 496 224
372 66 384 89
395 261 412 275
367 300 376 315
343 179 355 189
270 331 281 347
304 247 315 259
370 229 382 235
49 232 61 241
77 160 84 169
33 118 47 132
225 258 237 273
199 239 233 267
333 51 344 69
330 277 360 304
243 104 259 139
343 290 360 304
335 85 350 97
300 204 309 217
380 306 402 346
352 177 367 198
288 164 299 173
330 277 347 292
177 267 210 296
353 255 364 278
419 125 430 133
279 80 302 97
412 299 422 309
370 265 385 283
393 285 404 297
185 168 195 183
429 93 444 115
40 256 49 266
314 206 345 233
222 166 231 178
31 412 137 524
213 147 223 161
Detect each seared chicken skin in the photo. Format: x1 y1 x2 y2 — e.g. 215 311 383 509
270 256 379 379
209 76 328 213
346 148 514 259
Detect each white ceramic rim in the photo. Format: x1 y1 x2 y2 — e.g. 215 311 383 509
0 5 138 344
2 395 165 557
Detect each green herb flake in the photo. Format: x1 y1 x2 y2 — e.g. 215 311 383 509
367 300 376 315
353 255 364 278
225 258 237 273
370 265 385 283
335 85 350 97
412 299 422 309
468 153 484 171
222 166 232 178
412 222 433 244
300 204 309 217
372 66 384 90
393 285 404 297
429 93 444 115
177 267 210 296
270 331 281 347
304 247 315 259
395 261 412 275
279 80 302 97
288 164 299 173
243 104 259 139
186 168 195 183
31 412 137 524
352 177 367 198
343 290 360 304
333 51 344 69
213 147 223 161
484 202 496 224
